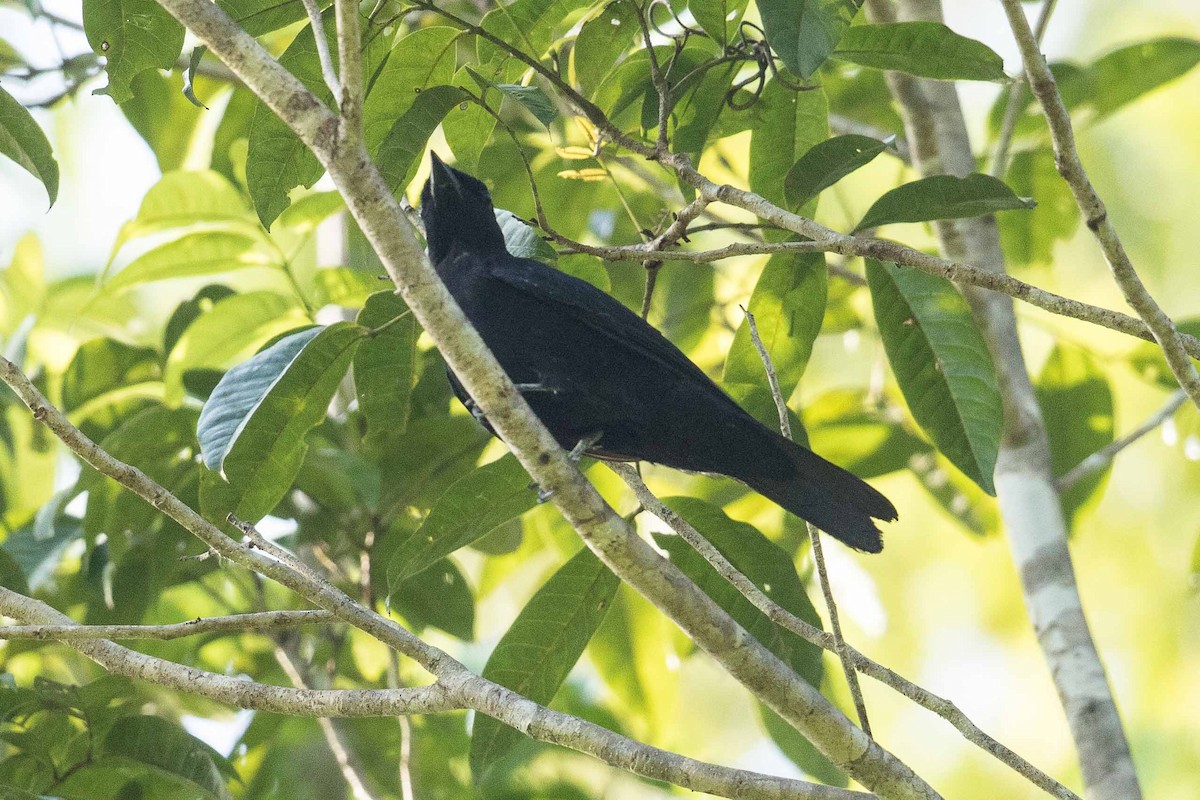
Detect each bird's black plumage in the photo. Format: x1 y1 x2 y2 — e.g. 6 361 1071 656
420 154 897 552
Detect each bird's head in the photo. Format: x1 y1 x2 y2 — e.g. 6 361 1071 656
420 153 508 266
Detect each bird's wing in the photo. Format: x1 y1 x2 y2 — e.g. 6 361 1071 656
486 254 744 410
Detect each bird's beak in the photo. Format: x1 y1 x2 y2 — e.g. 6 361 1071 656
428 151 461 201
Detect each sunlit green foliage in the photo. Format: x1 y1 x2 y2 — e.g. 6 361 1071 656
1 1 1199 798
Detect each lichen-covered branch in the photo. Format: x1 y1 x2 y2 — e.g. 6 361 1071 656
0 610 337 640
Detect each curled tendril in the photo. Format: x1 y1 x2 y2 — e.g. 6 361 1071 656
646 0 705 41
720 20 817 109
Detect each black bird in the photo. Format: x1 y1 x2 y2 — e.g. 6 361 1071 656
420 154 897 552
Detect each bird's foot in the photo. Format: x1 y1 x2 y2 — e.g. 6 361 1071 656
527 433 604 503
568 431 604 463
462 398 487 424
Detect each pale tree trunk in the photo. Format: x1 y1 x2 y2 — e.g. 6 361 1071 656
865 1 1142 798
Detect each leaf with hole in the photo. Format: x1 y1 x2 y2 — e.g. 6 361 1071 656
82 0 184 103
363 27 461 151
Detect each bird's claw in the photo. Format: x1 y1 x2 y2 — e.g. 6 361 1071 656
527 434 603 503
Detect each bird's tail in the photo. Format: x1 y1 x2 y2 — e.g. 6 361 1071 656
737 432 897 553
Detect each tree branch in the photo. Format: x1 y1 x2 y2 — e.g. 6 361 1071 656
141 1 939 795
299 0 340 100
868 1 1141 797
609 463 1080 800
0 610 337 640
998 0 1200 411
743 308 872 736
0 358 861 800
0 587 452 717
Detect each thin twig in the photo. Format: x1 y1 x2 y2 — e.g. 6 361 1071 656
0 328 871 800
999 0 1200 411
1056 388 1187 492
609 463 1080 800
300 0 341 99
275 639 376 800
990 0 1059 178
0 610 337 640
742 308 872 737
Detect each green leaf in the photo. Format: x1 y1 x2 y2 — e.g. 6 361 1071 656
162 291 308 406
377 85 468 196
867 260 1002 493
469 547 618 780
101 717 233 800
832 22 1006 81
83 0 185 104
653 497 824 682
0 86 58 207
805 389 930 479
62 338 161 440
501 83 559 127
998 148 1079 266
390 558 475 640
363 27 461 151
573 2 641 96
759 704 847 786
216 0 312 37
757 0 863 79
854 173 1034 233
1088 38 1200 118
121 69 205 172
353 291 418 447
688 0 749 44
242 5 398 228
198 323 366 520
275 191 344 232
442 80 497 174
495 209 556 264
477 0 594 81
310 267 379 308
1036 346 1114 524
749 78 829 211
387 454 537 590
784 134 890 208
723 253 827 423
105 232 274 293
124 170 248 238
